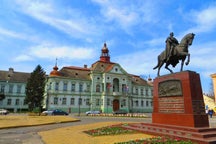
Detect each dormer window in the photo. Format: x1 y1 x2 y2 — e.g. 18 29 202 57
115 68 118 72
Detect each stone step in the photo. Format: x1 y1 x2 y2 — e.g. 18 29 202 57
121 123 216 144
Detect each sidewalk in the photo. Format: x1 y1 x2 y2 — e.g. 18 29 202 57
0 115 79 129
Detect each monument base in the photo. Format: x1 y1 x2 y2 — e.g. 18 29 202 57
152 71 209 127
120 71 216 143
122 123 216 144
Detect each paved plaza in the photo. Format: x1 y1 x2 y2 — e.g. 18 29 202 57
0 114 216 144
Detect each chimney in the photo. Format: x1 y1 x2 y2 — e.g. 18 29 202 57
8 68 14 76
84 64 87 68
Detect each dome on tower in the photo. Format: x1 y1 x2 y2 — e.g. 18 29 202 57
100 42 110 63
50 59 62 76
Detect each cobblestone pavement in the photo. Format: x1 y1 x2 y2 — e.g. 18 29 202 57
0 115 151 144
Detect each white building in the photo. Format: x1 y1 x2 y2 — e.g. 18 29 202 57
45 43 153 113
0 68 30 112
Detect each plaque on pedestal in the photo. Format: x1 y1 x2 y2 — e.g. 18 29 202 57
152 71 209 127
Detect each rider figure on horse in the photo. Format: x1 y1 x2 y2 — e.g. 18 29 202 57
165 32 179 62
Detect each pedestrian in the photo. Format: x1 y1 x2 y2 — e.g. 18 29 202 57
208 109 214 118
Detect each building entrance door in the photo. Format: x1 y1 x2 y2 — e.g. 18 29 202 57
113 99 119 111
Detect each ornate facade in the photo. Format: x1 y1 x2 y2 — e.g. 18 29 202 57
45 43 153 113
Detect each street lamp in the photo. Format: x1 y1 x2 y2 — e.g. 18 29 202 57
46 82 52 110
78 88 81 116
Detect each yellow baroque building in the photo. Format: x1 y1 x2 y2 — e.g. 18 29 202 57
211 73 216 103
45 43 153 114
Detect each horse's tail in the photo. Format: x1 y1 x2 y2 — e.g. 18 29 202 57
153 55 160 70
153 64 158 70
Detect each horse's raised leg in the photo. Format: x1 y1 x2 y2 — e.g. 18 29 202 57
180 59 185 71
165 63 173 74
185 53 190 65
157 61 164 76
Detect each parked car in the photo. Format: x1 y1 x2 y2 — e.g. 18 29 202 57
52 109 68 115
0 109 9 115
42 110 54 115
85 110 101 115
113 109 127 115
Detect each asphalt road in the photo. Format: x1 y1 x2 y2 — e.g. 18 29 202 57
0 115 152 144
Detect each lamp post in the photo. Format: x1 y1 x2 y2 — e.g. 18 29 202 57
46 82 52 110
78 90 81 116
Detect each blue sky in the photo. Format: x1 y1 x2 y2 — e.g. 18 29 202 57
0 0 216 93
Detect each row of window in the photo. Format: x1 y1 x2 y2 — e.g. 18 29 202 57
6 98 23 105
50 97 152 107
0 84 23 94
53 83 90 92
51 82 152 96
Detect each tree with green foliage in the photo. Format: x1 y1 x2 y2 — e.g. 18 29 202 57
25 65 46 112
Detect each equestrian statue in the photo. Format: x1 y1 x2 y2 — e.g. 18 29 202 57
153 32 195 76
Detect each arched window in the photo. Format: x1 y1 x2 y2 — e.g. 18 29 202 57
96 84 100 92
113 78 119 92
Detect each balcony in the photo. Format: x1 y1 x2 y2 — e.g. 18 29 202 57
112 92 122 96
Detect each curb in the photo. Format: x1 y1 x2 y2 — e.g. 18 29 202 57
0 119 80 130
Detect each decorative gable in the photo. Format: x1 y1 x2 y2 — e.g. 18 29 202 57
109 64 127 75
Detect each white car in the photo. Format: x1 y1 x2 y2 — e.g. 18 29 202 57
0 109 9 115
85 111 100 115
42 110 54 115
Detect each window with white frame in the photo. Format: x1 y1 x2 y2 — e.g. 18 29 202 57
15 99 19 105
70 98 75 105
122 99 126 106
0 85 5 93
78 98 82 105
96 99 100 106
62 98 67 105
79 83 83 92
71 83 75 92
141 100 144 106
63 83 67 91
107 98 110 106
146 101 149 106
17 85 21 93
86 98 90 105
136 88 138 95
7 99 12 105
146 89 149 96
54 97 58 105
55 82 59 91
9 85 13 93
96 84 100 92
135 100 139 107
141 89 144 95
86 84 90 92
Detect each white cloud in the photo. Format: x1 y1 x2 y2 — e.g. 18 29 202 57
113 48 159 77
25 44 97 60
188 5 216 33
92 0 158 32
14 0 99 39
0 27 26 39
13 54 33 62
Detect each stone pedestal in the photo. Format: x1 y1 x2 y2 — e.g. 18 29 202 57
152 71 209 127
123 71 216 143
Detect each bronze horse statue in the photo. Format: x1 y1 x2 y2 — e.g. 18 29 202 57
153 33 195 76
